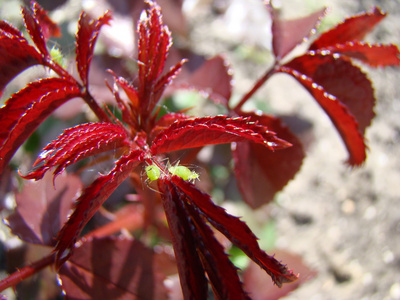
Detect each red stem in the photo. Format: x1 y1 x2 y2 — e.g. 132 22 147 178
44 58 112 123
0 252 55 292
82 90 113 123
233 62 278 113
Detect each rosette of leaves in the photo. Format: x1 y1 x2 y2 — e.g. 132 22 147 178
0 0 399 299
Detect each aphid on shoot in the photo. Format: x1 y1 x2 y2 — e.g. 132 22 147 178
145 165 161 182
50 45 66 68
144 161 200 186
168 163 199 183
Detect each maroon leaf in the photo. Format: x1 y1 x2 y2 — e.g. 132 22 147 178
112 74 139 115
76 10 112 86
279 65 366 165
151 59 187 112
170 177 298 287
55 150 143 267
59 237 168 300
232 113 305 208
6 172 82 246
159 179 208 299
182 196 250 299
23 122 131 180
268 4 326 59
149 112 191 142
283 54 375 133
150 116 291 155
0 78 82 173
0 35 43 93
177 55 233 105
137 1 183 116
0 20 24 38
22 2 54 56
243 250 316 300
310 7 386 50
314 41 400 67
30 1 61 39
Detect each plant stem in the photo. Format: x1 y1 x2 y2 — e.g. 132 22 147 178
82 90 113 123
0 252 55 292
233 62 278 113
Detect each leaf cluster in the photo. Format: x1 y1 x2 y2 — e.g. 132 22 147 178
0 0 399 299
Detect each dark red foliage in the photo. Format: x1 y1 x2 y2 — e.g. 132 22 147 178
309 7 386 50
272 6 400 166
76 10 112 86
6 172 82 246
0 1 399 299
233 113 305 208
59 237 168 299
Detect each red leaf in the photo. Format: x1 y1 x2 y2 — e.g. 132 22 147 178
76 10 112 85
112 74 140 115
0 20 24 38
283 54 375 133
22 1 60 57
170 177 298 287
232 113 305 208
150 116 291 155
23 122 131 180
137 1 177 115
182 196 250 299
6 172 82 246
310 7 386 50
30 1 61 39
0 35 43 92
243 250 316 300
149 112 191 142
177 55 233 105
151 59 187 111
314 41 400 67
54 150 143 267
268 5 326 59
279 65 366 165
59 237 168 300
0 78 82 174
159 179 208 300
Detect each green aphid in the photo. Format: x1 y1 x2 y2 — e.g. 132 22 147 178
168 164 199 183
145 165 161 182
50 46 65 68
145 162 199 183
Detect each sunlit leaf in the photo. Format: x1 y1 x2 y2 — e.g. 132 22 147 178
150 116 291 155
22 2 50 56
283 54 375 133
0 78 82 173
310 7 386 50
23 122 131 180
76 10 112 85
279 65 366 165
314 41 400 67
